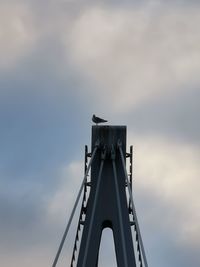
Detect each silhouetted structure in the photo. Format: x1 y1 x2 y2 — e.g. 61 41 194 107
70 126 147 267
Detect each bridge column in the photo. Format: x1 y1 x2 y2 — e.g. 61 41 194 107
76 126 136 267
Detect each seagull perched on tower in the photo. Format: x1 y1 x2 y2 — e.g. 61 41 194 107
92 114 108 125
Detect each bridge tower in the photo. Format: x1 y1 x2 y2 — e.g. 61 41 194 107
52 125 148 267
70 125 148 267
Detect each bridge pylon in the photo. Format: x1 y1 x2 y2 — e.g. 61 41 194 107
69 125 146 267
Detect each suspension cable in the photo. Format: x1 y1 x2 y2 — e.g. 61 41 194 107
52 140 99 267
118 141 149 267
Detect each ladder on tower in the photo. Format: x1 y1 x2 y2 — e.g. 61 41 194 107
70 146 91 267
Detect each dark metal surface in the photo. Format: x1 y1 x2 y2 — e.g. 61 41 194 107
76 126 137 267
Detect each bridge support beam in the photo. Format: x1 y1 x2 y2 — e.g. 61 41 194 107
76 126 136 267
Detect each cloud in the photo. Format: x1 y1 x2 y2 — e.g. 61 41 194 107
0 2 37 70
124 86 200 145
67 5 200 113
129 134 200 266
2 1 199 116
47 161 84 225
0 1 199 266
0 159 85 267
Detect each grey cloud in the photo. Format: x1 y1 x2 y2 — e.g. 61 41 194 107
134 187 200 267
66 3 200 115
0 34 92 267
0 1 199 266
125 86 200 144
0 37 91 175
128 134 200 267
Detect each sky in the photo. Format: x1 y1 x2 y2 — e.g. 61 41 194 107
0 0 200 266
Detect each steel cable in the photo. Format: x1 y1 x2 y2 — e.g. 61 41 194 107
118 141 149 267
52 141 99 267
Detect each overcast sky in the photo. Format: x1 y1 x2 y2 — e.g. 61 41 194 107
0 0 200 266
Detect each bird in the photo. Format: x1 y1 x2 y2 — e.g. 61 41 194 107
92 114 108 125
